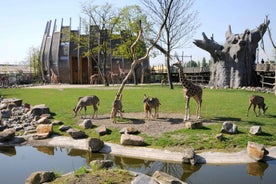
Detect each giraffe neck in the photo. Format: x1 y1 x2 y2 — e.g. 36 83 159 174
178 67 191 88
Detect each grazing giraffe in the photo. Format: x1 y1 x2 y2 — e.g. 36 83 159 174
73 96 100 119
143 94 161 119
247 95 268 117
173 61 203 121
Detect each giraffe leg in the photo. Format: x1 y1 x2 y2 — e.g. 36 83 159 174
185 97 190 121
253 105 258 117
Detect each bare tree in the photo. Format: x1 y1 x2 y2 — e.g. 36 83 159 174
140 0 199 89
112 0 173 116
80 1 120 86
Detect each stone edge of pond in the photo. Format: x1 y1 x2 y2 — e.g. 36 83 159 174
3 135 276 164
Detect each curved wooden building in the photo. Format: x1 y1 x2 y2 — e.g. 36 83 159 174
39 19 149 84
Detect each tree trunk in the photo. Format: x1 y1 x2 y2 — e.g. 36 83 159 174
194 20 270 88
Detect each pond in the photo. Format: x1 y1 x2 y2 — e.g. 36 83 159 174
0 146 275 184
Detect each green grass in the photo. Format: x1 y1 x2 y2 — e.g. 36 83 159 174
1 85 276 151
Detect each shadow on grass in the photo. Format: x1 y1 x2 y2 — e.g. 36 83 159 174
212 117 241 122
267 114 276 118
247 121 265 126
168 118 184 124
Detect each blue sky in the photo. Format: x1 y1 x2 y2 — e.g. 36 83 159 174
0 0 275 65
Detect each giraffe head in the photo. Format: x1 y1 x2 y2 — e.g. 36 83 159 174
172 61 183 69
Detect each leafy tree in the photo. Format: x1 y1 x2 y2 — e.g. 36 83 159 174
27 46 41 82
140 0 199 89
113 5 149 84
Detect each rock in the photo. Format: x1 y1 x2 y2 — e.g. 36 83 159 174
182 148 197 165
185 121 203 129
132 172 158 184
152 171 187 184
215 133 225 141
36 124 53 134
119 126 139 134
249 126 262 135
1 98 22 107
87 138 104 152
29 104 50 116
25 171 55 184
247 141 269 161
90 160 113 169
0 128 15 142
37 117 51 124
58 125 71 132
221 121 238 134
67 128 87 139
33 124 53 140
1 109 12 118
79 119 93 129
120 134 145 146
51 120 63 126
95 125 109 136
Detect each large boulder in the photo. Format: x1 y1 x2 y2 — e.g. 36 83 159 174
0 128 15 142
33 124 53 140
120 134 145 146
25 171 55 184
247 141 269 161
182 148 197 165
87 138 104 152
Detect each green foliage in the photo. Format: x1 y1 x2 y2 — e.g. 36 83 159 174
1 86 276 151
74 166 88 177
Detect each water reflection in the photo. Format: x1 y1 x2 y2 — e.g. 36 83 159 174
0 146 275 184
0 146 16 156
247 162 268 177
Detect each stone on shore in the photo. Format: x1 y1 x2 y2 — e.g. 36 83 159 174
182 148 197 165
152 171 187 184
120 134 145 146
90 160 113 169
87 138 104 152
33 124 53 140
25 171 55 184
247 141 269 161
0 128 15 142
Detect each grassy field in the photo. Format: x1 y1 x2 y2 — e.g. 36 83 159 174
1 85 275 152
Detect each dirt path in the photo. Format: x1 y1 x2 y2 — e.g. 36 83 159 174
79 112 193 136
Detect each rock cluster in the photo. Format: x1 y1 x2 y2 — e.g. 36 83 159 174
0 98 54 142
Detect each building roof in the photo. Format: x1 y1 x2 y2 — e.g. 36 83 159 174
0 64 32 74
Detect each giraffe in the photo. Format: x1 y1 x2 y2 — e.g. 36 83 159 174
90 74 100 84
117 62 127 80
50 68 59 84
173 61 203 121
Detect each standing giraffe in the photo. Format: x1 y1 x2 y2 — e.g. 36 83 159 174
173 61 203 120
117 62 127 80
